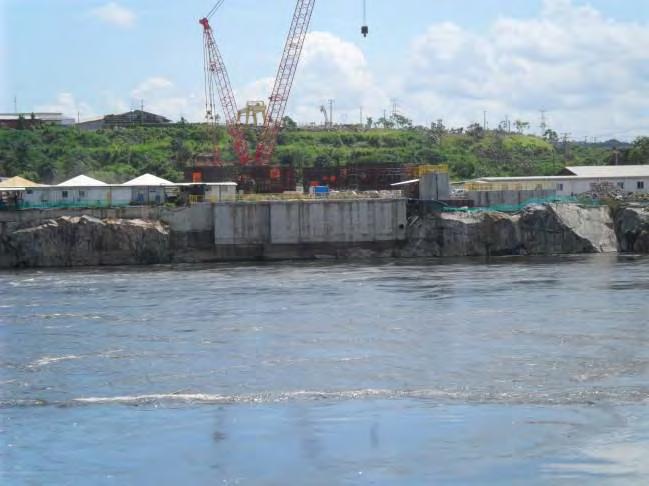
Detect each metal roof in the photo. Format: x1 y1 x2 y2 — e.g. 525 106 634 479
563 165 649 177
123 174 173 186
0 176 43 187
58 175 107 187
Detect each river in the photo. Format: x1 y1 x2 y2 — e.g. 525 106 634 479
1 256 648 484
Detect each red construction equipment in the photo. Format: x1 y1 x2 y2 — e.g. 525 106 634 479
199 1 367 169
200 10 250 165
199 0 316 167
254 0 316 165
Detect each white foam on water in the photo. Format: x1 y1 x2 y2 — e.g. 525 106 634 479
28 355 83 368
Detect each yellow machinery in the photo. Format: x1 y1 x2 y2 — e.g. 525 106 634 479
237 101 267 126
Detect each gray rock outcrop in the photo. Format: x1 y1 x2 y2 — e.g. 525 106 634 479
402 203 618 257
519 203 618 254
614 206 649 253
0 215 171 268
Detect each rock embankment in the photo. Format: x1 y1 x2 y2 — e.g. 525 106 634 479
615 206 649 253
401 203 619 257
0 215 171 268
0 203 647 268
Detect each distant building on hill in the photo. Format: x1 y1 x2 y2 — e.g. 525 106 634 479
77 110 172 131
0 113 75 129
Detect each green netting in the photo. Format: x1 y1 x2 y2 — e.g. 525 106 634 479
442 195 602 213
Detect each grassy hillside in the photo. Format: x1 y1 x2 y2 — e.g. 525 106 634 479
0 123 643 184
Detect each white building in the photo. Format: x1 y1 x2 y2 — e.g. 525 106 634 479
124 173 174 205
474 165 649 197
13 174 237 209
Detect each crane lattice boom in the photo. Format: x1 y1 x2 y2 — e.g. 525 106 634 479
255 0 316 165
201 17 250 165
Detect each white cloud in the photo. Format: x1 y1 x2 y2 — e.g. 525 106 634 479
90 2 136 29
131 77 174 99
402 0 649 139
35 93 95 119
238 32 389 126
126 77 202 121
290 31 389 124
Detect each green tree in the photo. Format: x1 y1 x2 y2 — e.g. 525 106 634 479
282 116 298 130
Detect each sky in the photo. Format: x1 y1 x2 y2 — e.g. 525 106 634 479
1 0 648 141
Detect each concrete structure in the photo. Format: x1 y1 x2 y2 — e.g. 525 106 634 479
214 199 406 247
214 199 407 257
1 198 408 261
419 172 450 201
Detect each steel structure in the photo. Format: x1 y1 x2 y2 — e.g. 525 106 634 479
255 0 316 165
200 0 366 168
200 15 250 165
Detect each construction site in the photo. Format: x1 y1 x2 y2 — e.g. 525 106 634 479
187 0 443 195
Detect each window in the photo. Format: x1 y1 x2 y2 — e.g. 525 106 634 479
617 182 624 189
26 189 33 195
638 181 645 190
79 190 86 197
62 191 68 198
557 183 564 191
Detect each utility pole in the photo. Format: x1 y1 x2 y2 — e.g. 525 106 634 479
613 146 620 166
540 109 547 136
561 132 571 162
13 96 18 114
328 99 334 127
360 105 363 127
483 110 487 131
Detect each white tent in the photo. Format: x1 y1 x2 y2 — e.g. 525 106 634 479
123 173 173 186
58 175 107 186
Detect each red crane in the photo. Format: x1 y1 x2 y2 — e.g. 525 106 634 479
254 0 316 165
200 0 366 167
200 5 250 165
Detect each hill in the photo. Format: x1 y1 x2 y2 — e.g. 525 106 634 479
0 123 644 184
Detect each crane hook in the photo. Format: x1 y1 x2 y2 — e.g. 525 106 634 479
361 0 368 37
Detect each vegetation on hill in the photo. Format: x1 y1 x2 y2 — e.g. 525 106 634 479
0 120 646 184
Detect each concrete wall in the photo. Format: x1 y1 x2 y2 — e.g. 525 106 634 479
214 199 407 246
466 189 556 208
1 199 407 260
214 202 270 245
420 173 450 201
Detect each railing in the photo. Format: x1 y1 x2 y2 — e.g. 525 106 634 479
413 165 449 177
12 201 130 210
229 190 404 203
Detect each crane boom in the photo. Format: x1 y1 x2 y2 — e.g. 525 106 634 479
200 17 250 165
254 0 316 165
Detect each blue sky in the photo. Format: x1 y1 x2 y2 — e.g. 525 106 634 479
2 0 648 140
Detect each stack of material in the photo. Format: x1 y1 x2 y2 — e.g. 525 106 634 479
586 182 626 200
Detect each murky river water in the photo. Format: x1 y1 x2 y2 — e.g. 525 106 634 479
1 256 648 484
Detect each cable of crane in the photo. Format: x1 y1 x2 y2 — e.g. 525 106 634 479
361 0 368 37
206 0 226 20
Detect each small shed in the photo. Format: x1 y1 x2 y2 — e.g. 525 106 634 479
123 174 174 205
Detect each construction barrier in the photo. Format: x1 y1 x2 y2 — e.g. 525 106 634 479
442 195 602 214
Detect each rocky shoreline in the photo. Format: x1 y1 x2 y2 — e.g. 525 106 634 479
0 203 648 268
